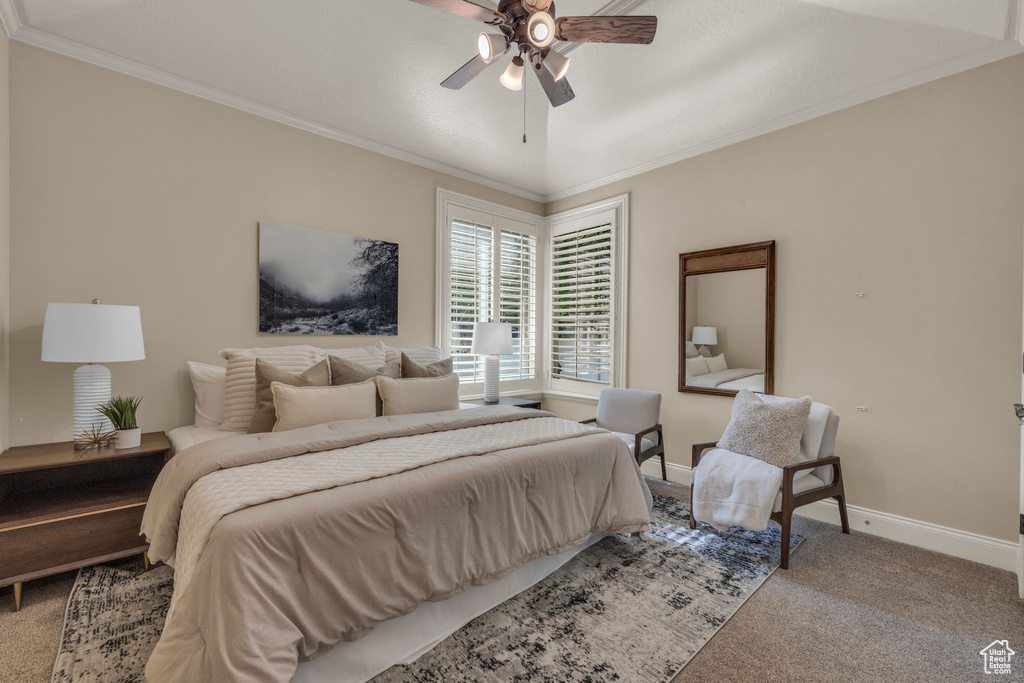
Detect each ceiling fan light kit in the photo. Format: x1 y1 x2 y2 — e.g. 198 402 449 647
411 0 657 107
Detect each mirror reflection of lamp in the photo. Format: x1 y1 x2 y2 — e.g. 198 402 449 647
692 326 718 354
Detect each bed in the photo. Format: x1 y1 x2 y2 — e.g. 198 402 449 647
146 406 652 683
686 368 765 392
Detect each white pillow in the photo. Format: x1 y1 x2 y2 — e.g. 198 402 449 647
377 374 460 416
705 354 728 373
271 379 377 432
219 345 325 431
383 344 442 366
187 361 226 428
685 356 709 378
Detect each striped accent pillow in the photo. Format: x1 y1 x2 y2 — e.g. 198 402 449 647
383 344 442 366
320 341 388 370
219 345 324 431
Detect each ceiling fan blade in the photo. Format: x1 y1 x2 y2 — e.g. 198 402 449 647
408 0 505 24
533 60 575 107
441 54 493 90
555 16 658 44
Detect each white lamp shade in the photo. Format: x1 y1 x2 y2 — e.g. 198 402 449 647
692 326 718 346
543 49 571 81
42 302 146 363
499 57 524 91
478 33 508 64
471 322 513 355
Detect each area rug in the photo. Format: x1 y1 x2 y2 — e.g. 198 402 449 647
52 492 800 683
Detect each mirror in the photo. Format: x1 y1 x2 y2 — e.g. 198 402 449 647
678 241 775 397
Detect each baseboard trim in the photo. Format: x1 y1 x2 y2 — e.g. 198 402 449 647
639 461 1018 572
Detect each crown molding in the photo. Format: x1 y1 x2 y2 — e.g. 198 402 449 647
0 9 547 204
544 6 1024 203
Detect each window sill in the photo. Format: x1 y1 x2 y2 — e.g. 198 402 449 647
539 390 600 406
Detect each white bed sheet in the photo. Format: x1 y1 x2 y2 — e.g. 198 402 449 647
292 534 605 683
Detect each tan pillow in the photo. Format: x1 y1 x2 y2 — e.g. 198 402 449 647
377 374 460 416
247 358 331 434
271 379 377 432
717 390 811 469
401 353 453 378
329 357 401 415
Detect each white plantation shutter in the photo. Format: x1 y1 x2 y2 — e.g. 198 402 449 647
499 230 537 380
439 196 540 392
550 223 614 384
449 220 494 382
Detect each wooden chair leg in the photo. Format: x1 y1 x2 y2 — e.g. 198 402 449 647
779 509 792 570
688 484 697 530
836 495 851 534
660 454 668 481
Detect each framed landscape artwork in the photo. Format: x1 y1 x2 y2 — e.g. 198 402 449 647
258 221 399 335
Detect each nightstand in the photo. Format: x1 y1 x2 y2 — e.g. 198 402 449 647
0 432 170 611
464 397 543 410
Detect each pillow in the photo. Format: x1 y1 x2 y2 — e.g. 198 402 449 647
401 353 453 378
330 356 401 415
705 354 728 373
684 341 699 359
320 342 388 371
187 361 226 428
685 356 709 378
383 344 442 366
717 390 812 469
247 358 331 433
271 380 377 432
219 345 324 431
377 374 460 416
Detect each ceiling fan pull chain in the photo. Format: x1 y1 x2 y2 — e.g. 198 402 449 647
522 80 527 144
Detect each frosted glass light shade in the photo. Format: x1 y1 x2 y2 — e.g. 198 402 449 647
478 33 508 63
692 326 718 346
42 303 145 363
499 57 524 91
471 322 513 355
543 49 571 81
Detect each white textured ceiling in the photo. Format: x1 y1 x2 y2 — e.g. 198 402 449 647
2 0 1022 200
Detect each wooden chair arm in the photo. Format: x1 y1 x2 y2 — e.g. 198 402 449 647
580 418 598 425
635 424 661 440
781 455 842 492
691 441 719 469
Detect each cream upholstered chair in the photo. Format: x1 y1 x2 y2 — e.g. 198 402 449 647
583 388 666 480
689 396 849 569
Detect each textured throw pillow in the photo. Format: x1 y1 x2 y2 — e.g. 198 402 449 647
247 358 331 433
705 353 728 373
383 344 443 366
401 353 453 378
219 345 324 431
271 380 377 432
684 341 699 359
685 356 709 378
717 390 812 469
320 342 388 371
187 361 226 428
377 374 460 416
330 356 401 415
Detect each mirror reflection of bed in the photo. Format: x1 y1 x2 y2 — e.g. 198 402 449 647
684 268 766 392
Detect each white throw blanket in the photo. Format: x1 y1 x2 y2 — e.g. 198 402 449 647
691 448 782 532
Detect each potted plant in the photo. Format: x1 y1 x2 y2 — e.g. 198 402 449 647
96 396 143 449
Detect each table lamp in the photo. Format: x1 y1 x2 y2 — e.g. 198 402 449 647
41 300 145 438
471 322 512 403
692 326 718 354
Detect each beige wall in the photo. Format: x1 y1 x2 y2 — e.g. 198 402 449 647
547 55 1024 542
0 31 9 452
7 43 541 445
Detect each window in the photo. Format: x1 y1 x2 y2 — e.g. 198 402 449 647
437 191 542 395
546 196 628 395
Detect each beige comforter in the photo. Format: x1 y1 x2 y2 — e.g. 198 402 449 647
141 407 651 682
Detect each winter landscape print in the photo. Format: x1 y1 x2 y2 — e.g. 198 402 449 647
259 222 398 335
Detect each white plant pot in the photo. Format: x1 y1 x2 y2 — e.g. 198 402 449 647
115 427 142 450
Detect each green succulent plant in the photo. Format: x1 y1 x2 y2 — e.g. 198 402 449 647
96 395 143 431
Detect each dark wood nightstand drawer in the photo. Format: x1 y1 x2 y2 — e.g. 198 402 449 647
0 504 147 583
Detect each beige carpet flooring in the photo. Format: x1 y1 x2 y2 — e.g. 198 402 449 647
1 478 1022 683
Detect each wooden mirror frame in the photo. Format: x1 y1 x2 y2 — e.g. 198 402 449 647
678 241 776 397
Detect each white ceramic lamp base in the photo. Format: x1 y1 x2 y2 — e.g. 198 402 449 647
483 355 500 403
73 364 113 437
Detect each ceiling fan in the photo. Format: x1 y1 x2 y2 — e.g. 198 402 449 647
410 0 658 107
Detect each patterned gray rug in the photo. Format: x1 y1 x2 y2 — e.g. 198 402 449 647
52 492 800 683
